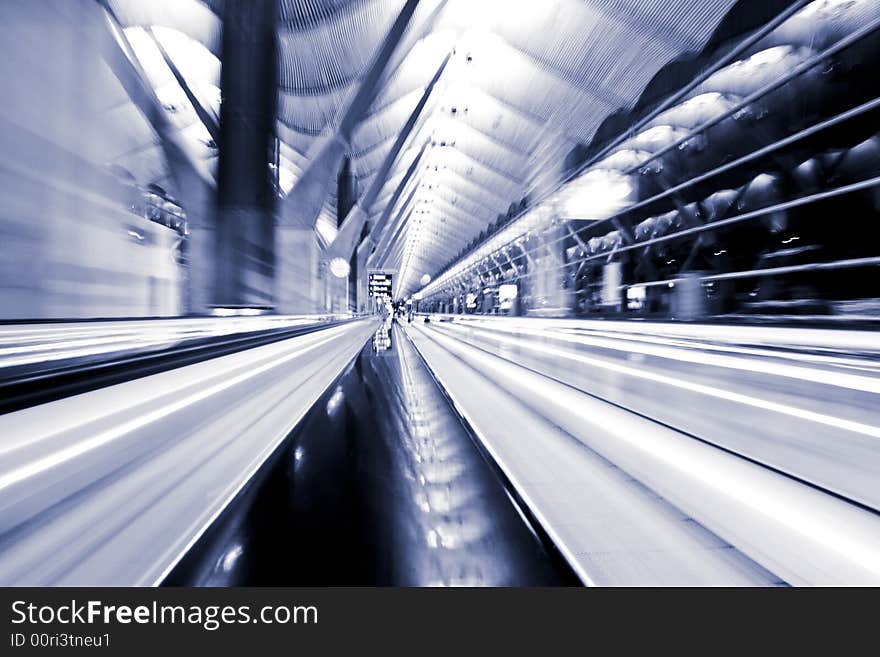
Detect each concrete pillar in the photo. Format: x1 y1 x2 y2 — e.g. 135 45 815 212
601 262 623 310
671 272 707 320
348 249 358 313
276 227 320 314
185 225 215 314
481 289 495 314
214 0 278 308
355 239 372 314
325 272 348 314
524 227 572 315
327 157 357 313
337 157 357 228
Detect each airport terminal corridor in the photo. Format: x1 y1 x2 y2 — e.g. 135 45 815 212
1 0 880 587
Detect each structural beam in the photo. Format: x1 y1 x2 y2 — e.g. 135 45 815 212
326 53 450 261
364 140 430 267
280 0 423 230
148 27 219 142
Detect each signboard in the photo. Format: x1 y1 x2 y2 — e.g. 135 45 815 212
368 272 393 298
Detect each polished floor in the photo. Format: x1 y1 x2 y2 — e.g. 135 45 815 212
168 318 572 586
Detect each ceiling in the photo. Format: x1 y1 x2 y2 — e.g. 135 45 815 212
103 0 747 295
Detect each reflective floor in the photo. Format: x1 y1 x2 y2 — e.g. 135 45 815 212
169 319 572 586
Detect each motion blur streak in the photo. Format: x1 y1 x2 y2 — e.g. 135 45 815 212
418 316 880 510
410 320 880 585
0 319 377 585
0 316 344 368
435 319 880 439
441 319 880 393
0 326 346 495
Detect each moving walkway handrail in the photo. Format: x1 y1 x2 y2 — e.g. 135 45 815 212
0 318 355 415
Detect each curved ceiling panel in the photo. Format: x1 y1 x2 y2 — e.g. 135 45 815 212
108 0 768 296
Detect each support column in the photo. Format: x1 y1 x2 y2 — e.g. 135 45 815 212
355 239 373 313
337 157 358 228
601 262 623 311
525 226 571 315
186 225 215 314
215 0 278 309
276 227 320 314
348 248 359 313
671 272 707 320
328 157 358 312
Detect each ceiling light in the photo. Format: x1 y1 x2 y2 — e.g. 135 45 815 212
329 257 351 278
